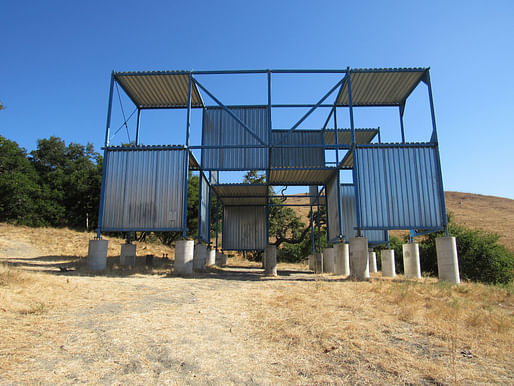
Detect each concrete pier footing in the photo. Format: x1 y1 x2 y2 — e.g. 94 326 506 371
403 243 421 279
368 250 377 273
323 248 335 273
335 243 350 276
193 244 207 271
206 248 216 266
381 249 396 277
350 237 369 280
436 237 460 284
308 254 314 271
264 245 277 276
314 252 323 273
175 240 194 274
88 239 108 271
216 251 227 266
262 249 267 269
120 243 136 266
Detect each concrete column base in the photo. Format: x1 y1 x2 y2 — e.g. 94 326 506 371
216 251 227 267
403 242 421 279
381 249 396 277
175 240 194 274
193 244 207 271
335 243 350 276
262 249 267 269
264 245 277 276
308 254 314 271
436 237 460 284
368 250 377 273
88 239 108 271
206 248 216 266
323 247 335 273
120 243 136 266
350 237 369 280
314 252 323 274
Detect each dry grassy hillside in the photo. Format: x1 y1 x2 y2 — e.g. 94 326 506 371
285 191 514 251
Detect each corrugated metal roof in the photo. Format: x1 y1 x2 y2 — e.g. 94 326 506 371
337 68 426 106
324 129 378 144
114 71 203 108
268 169 336 185
212 184 267 206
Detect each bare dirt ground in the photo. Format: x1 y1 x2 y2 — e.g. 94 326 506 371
1 223 513 384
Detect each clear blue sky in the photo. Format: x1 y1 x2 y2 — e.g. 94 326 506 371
1 0 513 198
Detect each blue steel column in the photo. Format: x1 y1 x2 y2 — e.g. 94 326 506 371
316 194 321 252
399 103 406 143
266 70 272 245
215 199 219 250
424 70 448 234
347 68 362 235
135 109 141 145
182 72 193 237
310 204 315 253
334 107 343 240
96 71 115 238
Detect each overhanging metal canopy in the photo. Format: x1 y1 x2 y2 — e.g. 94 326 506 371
212 184 268 206
114 71 203 109
324 129 378 144
336 68 427 106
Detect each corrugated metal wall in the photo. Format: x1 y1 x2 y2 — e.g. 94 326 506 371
198 173 210 242
202 106 268 170
340 184 386 243
222 206 267 250
271 130 324 168
326 174 341 242
101 148 187 231
355 145 444 229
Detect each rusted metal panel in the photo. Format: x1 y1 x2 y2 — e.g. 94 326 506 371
201 106 268 170
100 147 187 231
222 206 267 250
355 145 444 230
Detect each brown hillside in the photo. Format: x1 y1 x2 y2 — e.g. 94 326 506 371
285 191 514 251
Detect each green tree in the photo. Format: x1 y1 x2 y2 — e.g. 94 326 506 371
0 136 43 225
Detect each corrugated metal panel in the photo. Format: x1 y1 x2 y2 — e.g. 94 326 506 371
115 72 203 108
199 173 210 242
101 148 187 231
355 145 444 229
324 129 378 144
222 206 267 250
337 69 426 106
271 130 324 167
269 169 336 185
202 106 268 170
212 184 267 206
340 184 386 243
326 174 341 241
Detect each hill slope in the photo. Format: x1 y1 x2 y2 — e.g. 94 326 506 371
286 191 514 251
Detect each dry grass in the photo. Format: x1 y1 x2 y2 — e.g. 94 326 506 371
1 223 513 384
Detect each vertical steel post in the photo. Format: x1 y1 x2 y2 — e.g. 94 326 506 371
334 107 343 240
197 173 203 242
424 70 448 234
135 108 141 145
215 199 219 250
347 68 362 235
266 70 272 245
377 126 382 144
399 103 406 143
182 73 193 237
104 71 115 147
316 194 321 252
97 72 115 237
310 203 315 253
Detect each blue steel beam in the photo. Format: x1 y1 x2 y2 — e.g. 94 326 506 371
275 77 346 146
193 78 267 146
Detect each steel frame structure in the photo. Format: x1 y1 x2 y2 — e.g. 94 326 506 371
97 68 448 254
